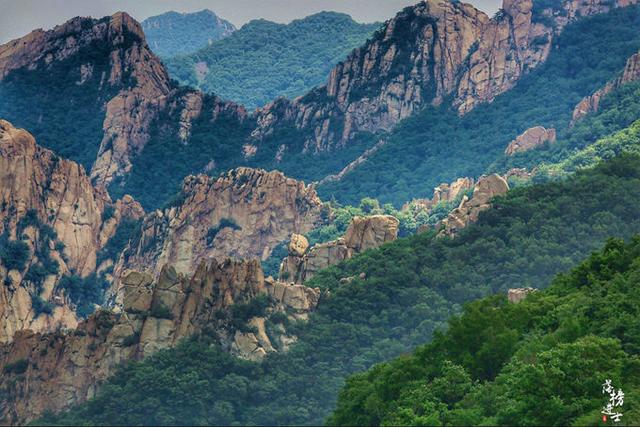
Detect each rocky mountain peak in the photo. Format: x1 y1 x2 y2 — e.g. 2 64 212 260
111 168 326 289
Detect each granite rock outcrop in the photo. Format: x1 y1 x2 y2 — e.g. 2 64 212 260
279 215 399 284
571 50 640 125
439 174 509 236
0 120 142 342
505 126 556 155
0 258 319 424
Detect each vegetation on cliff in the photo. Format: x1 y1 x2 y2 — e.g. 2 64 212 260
39 154 640 425
318 5 640 206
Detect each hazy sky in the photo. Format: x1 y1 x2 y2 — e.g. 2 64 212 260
0 0 502 44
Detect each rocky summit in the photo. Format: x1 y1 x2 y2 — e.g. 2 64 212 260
112 168 326 285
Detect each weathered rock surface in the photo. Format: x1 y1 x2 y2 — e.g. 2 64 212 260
279 215 399 284
0 120 142 343
2 2 635 190
0 11 172 189
571 50 640 125
114 168 325 283
0 258 319 424
508 287 537 303
505 126 556 155
0 12 246 192
402 177 475 213
250 0 633 155
439 174 509 236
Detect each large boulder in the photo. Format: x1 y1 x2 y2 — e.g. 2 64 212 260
505 126 556 155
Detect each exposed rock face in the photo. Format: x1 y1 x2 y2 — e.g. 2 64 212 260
439 174 509 236
114 168 325 282
402 177 475 213
0 12 173 189
251 0 488 152
505 126 556 155
455 0 552 114
0 12 246 193
571 50 640 125
508 287 537 303
279 215 399 284
0 258 319 424
0 120 143 343
251 0 633 156
88 13 173 188
2 2 635 192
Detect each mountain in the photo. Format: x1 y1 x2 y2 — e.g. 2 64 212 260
27 154 640 425
313 1 640 205
328 235 640 425
0 119 144 342
141 10 236 58
164 12 380 110
2 1 638 212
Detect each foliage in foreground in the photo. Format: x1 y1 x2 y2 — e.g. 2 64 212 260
328 236 640 426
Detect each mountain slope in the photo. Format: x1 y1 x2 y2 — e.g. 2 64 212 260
316 3 640 206
142 10 236 58
2 1 638 211
36 154 640 425
165 12 379 110
328 236 640 426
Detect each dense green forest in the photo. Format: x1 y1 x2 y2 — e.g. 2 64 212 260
142 10 236 58
328 236 640 426
39 154 640 425
164 12 379 109
317 5 640 206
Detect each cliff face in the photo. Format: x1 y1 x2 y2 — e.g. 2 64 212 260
0 258 319 425
0 12 246 195
0 12 172 188
571 50 640 125
0 120 143 343
279 215 399 285
250 0 488 152
250 0 634 156
2 2 635 202
113 168 325 283
439 174 509 236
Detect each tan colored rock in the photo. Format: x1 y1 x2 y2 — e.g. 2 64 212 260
571 50 640 125
344 215 399 253
439 174 509 237
279 215 399 285
0 258 320 424
402 177 475 213
113 168 324 285
505 126 556 155
288 234 309 257
508 287 537 303
0 120 142 343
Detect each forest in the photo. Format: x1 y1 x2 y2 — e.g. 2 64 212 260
329 236 640 425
